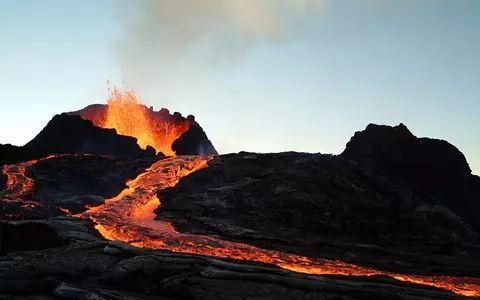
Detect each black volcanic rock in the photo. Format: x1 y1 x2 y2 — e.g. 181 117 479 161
341 123 480 229
25 114 157 157
0 114 157 166
68 103 106 124
0 144 24 167
172 122 218 155
0 221 67 255
0 171 6 191
341 123 472 178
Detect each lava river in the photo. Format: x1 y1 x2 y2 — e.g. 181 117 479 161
2 155 480 297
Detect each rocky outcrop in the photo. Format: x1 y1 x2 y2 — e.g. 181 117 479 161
341 123 471 179
0 114 157 166
341 123 480 229
172 121 218 155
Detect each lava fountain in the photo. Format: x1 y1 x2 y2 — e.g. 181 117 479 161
75 88 192 156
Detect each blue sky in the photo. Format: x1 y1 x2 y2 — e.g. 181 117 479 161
0 0 479 175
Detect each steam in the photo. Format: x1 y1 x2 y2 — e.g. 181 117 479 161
113 0 329 89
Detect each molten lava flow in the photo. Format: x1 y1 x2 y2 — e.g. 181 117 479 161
0 160 38 219
2 155 480 297
0 154 93 217
84 156 480 297
79 88 192 156
2 161 38 201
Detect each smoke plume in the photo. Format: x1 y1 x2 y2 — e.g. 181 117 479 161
113 0 328 89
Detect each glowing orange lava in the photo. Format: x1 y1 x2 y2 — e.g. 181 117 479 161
104 89 157 152
2 156 480 297
0 154 93 211
79 88 192 156
1 154 69 204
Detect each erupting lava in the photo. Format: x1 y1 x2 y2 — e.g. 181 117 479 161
104 89 158 152
78 88 192 156
2 156 480 297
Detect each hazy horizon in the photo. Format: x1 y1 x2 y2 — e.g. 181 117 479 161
1 0 479 175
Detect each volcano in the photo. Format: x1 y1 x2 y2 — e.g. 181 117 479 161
1 99 480 299
66 88 217 157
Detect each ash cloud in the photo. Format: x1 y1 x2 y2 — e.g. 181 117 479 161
113 0 329 89
112 0 396 95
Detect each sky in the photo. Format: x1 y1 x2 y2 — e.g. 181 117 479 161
0 0 479 175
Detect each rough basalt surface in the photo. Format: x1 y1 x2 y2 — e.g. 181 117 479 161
155 124 480 277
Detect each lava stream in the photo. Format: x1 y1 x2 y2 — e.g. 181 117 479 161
2 156 480 297
0 154 82 206
85 156 480 298
0 154 96 216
